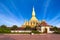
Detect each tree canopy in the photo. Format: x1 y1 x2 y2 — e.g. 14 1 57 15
11 25 18 30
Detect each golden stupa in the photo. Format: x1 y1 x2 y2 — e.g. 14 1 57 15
23 7 39 28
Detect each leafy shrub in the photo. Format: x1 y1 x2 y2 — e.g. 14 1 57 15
0 27 11 33
54 30 60 34
31 30 41 34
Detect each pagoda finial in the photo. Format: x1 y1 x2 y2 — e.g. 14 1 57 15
32 6 35 17
42 19 45 22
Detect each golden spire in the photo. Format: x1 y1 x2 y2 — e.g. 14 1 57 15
32 6 35 17
30 6 38 22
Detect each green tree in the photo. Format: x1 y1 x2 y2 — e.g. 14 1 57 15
53 26 60 34
0 25 11 33
25 26 31 30
0 25 7 28
53 26 58 32
11 25 18 30
34 26 37 30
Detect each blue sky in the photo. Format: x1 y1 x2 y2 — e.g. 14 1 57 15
0 0 60 27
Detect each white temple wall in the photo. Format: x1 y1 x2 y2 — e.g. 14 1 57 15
41 27 45 32
41 26 53 33
11 30 31 33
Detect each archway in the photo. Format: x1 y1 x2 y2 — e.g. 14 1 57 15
44 28 47 33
